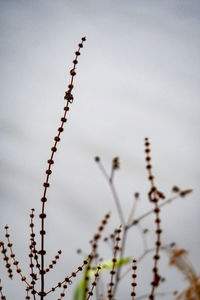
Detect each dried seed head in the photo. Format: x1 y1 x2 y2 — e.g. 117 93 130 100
112 157 120 169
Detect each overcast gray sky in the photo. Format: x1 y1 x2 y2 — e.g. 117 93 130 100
0 1 200 299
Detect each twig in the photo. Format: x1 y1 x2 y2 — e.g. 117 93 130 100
130 259 137 299
0 279 6 300
39 36 86 299
127 194 180 229
95 159 125 232
120 245 170 282
127 193 140 226
113 226 128 295
86 266 101 300
107 227 121 299
135 291 175 300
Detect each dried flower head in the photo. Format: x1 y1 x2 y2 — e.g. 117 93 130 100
169 248 200 300
112 157 120 170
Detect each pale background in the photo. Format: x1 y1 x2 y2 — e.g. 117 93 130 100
0 0 199 299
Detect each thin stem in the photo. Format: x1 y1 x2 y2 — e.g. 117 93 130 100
137 224 148 253
109 183 125 227
29 212 37 300
119 245 169 281
45 261 86 295
135 291 175 299
98 161 110 182
94 252 99 300
110 167 115 183
107 227 121 300
131 259 137 300
127 195 139 226
4 227 31 288
113 226 128 295
127 194 179 229
97 161 125 227
86 266 101 300
39 37 86 299
0 279 6 300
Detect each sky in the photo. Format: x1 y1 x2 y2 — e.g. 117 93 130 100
0 0 200 299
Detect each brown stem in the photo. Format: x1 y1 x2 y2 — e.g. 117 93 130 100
131 259 137 299
127 194 179 230
45 260 87 295
39 37 86 299
107 227 121 300
109 183 125 227
119 245 172 281
135 291 175 300
113 226 128 296
97 161 125 228
144 137 163 299
4 227 31 288
0 279 6 300
86 266 101 300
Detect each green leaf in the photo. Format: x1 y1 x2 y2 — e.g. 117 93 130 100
73 279 86 300
73 257 131 300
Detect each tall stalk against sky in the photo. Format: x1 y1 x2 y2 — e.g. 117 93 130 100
39 37 86 299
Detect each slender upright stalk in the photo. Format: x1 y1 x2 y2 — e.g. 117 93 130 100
39 37 86 299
